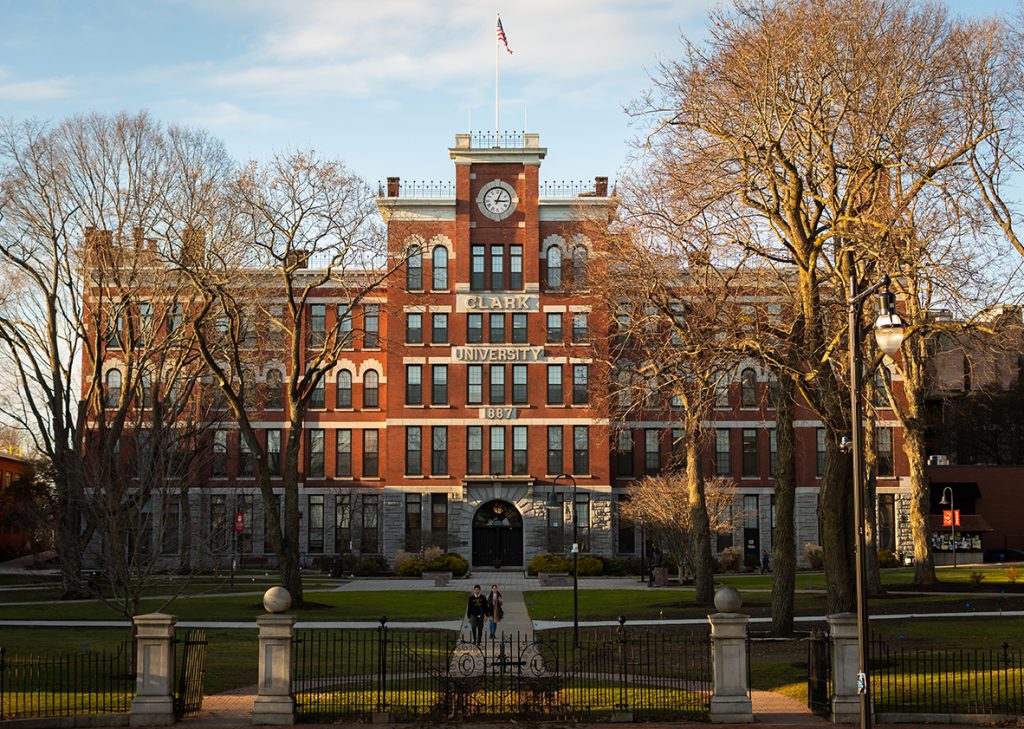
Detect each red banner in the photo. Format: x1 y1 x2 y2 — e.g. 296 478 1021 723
234 511 245 533
942 510 961 527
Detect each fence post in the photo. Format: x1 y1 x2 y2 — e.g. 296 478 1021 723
253 613 297 725
708 601 753 723
828 612 866 724
130 612 177 727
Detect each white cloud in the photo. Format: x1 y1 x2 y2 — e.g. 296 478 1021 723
183 101 291 132
0 69 72 101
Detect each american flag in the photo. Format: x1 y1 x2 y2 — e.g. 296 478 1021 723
496 16 513 55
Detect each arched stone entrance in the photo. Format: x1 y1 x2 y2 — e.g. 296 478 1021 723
472 499 523 568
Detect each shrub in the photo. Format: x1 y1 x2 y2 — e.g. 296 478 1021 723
527 553 572 575
393 550 419 572
356 556 389 576
604 557 642 576
718 546 743 572
395 558 425 577
422 545 444 563
969 570 985 587
576 555 604 576
425 552 469 577
1008 566 1020 584
804 543 824 570
877 549 900 568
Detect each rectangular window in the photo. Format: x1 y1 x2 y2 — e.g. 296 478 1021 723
877 427 894 477
310 376 325 409
406 364 422 405
308 429 324 478
167 304 183 335
547 495 564 553
715 429 731 477
212 430 227 477
405 494 422 551
512 425 528 475
574 493 591 552
210 494 226 547
645 429 660 475
617 494 636 554
239 434 253 477
467 365 483 405
236 494 254 554
406 313 423 344
489 364 506 404
490 245 504 290
431 313 448 344
467 426 483 475
816 428 826 478
267 429 282 476
406 426 422 476
547 426 563 475
338 305 354 349
572 313 589 343
489 313 505 343
512 365 528 404
742 429 759 478
715 380 730 408
360 494 379 553
335 429 352 477
263 494 280 554
490 426 505 475
431 493 448 549
471 245 486 290
670 428 686 469
362 430 379 477
547 365 563 405
511 313 528 343
308 494 324 553
467 314 483 344
572 364 589 405
617 430 634 477
509 245 523 289
335 494 351 553
310 304 326 346
573 426 589 474
769 429 778 478
363 304 380 348
431 364 448 405
546 313 562 343
432 426 448 475
161 497 180 555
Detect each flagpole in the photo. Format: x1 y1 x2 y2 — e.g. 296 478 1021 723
495 15 500 140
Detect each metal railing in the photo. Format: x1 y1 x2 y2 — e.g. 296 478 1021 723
293 618 711 721
468 131 526 149
870 634 1024 715
0 643 133 720
539 180 612 197
378 181 456 198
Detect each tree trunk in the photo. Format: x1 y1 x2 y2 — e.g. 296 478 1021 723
54 460 86 599
820 431 856 614
862 407 884 596
771 377 796 635
281 427 305 605
905 426 937 585
686 436 715 605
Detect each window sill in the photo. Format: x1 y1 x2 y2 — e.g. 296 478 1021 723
335 407 354 412
405 404 426 409
430 342 451 347
405 474 425 479
547 403 567 408
430 404 453 409
406 342 425 347
570 403 591 408
363 408 382 412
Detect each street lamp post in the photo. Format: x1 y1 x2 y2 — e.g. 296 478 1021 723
846 266 905 729
547 473 579 648
940 487 957 568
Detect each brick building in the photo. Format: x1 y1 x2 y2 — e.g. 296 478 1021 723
0 445 36 557
83 132 912 571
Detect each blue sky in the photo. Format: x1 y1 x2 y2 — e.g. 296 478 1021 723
0 0 1015 187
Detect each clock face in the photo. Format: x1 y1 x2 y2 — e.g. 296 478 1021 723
476 180 518 221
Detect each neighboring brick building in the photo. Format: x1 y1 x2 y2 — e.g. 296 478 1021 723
0 445 35 557
82 132 912 571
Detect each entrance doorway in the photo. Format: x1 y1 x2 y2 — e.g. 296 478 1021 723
472 500 523 568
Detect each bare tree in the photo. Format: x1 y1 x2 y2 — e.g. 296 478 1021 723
179 151 398 605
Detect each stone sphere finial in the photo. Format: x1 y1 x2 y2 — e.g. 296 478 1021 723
263 586 292 613
714 586 742 613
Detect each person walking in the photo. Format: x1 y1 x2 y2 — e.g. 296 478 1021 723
486 584 504 639
761 549 771 574
466 584 489 646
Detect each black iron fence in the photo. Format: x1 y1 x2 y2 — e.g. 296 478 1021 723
870 635 1024 715
174 629 208 719
806 629 832 716
293 619 711 721
0 643 133 720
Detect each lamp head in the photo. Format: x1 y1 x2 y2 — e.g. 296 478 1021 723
545 492 561 509
939 490 950 506
874 283 905 356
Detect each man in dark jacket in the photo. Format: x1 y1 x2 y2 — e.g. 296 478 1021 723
466 584 489 645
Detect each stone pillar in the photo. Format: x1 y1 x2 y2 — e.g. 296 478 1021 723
708 613 753 723
130 613 176 727
253 614 297 725
828 613 869 724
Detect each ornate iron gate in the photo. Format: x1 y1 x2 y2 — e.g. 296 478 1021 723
174 629 208 719
807 628 832 717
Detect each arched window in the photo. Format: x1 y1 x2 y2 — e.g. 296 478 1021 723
546 246 562 289
336 370 353 409
873 367 892 408
105 369 122 408
571 245 588 286
363 369 379 408
432 246 449 290
265 369 283 410
407 245 423 291
740 368 758 408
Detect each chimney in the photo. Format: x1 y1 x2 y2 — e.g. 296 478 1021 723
387 177 400 197
595 176 608 197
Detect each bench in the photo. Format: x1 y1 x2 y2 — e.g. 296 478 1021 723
538 572 572 587
422 571 453 587
240 555 270 569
